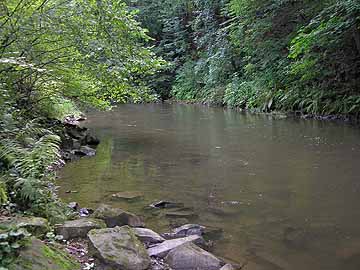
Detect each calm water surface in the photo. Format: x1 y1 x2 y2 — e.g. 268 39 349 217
59 104 360 270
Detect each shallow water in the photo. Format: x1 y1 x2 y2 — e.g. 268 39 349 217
59 103 360 269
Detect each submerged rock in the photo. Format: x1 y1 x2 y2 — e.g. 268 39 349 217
8 238 80 270
88 226 151 270
134 228 165 244
164 224 205 239
169 218 189 228
93 204 145 227
164 243 223 270
165 210 198 219
55 218 106 240
147 235 204 258
150 201 184 209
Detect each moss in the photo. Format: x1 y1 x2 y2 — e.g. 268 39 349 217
41 245 77 269
8 238 80 270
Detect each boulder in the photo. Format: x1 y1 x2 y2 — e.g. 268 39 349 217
85 134 100 146
8 238 80 270
93 204 145 227
55 218 106 240
111 191 144 201
88 226 151 270
134 228 165 244
3 216 50 237
65 124 88 140
147 235 204 258
165 243 223 270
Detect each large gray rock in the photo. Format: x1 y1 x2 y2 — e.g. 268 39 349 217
55 218 106 240
93 204 145 227
165 243 223 270
3 216 50 237
8 238 80 270
134 228 165 244
147 235 204 258
88 226 151 270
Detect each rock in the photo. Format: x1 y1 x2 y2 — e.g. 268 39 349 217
74 146 96 157
150 201 184 209
62 150 74 161
147 235 205 258
93 204 145 227
85 134 100 146
88 226 150 270
8 238 80 270
3 216 50 237
150 257 171 270
111 191 144 201
55 218 106 240
165 243 223 270
79 208 93 217
169 218 189 228
61 137 80 151
67 202 79 211
220 264 236 270
165 224 205 239
65 124 88 140
17 217 50 237
134 228 165 244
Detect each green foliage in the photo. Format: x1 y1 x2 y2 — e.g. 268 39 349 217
0 180 8 205
0 0 164 114
135 0 360 117
0 227 31 266
0 116 68 221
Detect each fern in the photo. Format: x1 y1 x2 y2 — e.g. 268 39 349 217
0 179 8 204
0 120 63 213
0 134 61 179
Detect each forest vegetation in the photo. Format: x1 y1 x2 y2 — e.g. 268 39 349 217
129 0 360 116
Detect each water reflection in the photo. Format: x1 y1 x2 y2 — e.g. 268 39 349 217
59 104 360 270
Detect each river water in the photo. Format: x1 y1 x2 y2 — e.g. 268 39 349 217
59 103 360 270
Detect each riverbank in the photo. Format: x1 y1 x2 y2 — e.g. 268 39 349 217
0 115 101 269
165 99 360 125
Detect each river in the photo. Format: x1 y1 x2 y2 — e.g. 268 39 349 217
58 103 360 270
